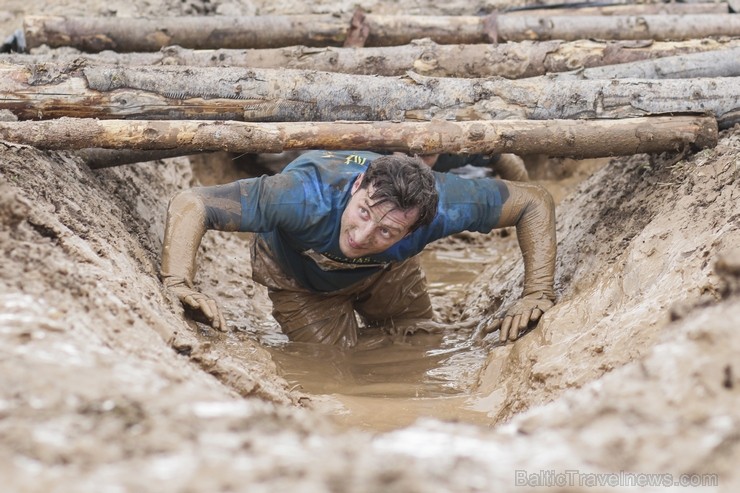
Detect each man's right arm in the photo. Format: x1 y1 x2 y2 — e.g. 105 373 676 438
481 180 557 342
161 183 243 331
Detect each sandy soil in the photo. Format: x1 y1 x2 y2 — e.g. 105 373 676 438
1 1 740 492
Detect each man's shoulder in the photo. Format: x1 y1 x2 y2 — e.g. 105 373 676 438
433 171 508 199
284 150 382 173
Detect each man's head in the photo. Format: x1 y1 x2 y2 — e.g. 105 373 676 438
339 154 438 258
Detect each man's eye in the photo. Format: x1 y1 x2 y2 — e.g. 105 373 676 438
359 207 369 217
379 228 391 238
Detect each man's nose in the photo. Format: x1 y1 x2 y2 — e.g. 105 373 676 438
354 222 374 245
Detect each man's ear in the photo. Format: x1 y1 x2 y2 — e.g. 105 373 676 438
351 173 364 195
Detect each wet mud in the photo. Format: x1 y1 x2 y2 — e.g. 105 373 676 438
2 1 740 492
2 128 739 490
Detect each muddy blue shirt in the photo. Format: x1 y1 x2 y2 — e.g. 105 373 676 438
236 150 509 292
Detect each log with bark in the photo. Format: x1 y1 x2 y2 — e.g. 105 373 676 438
0 116 718 159
22 13 740 52
1 64 738 127
4 38 740 79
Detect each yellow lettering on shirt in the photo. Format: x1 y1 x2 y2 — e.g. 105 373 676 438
344 154 367 166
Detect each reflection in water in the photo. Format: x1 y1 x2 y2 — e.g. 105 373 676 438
266 331 486 399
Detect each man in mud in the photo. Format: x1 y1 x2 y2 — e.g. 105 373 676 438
161 150 556 347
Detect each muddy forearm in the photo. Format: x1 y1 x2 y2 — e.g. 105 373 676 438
496 182 557 300
161 184 244 284
161 190 208 285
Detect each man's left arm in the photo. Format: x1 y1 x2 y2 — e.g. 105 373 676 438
484 181 556 342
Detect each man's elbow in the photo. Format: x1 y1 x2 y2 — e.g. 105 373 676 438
529 184 556 231
526 183 554 210
167 189 207 225
510 182 555 224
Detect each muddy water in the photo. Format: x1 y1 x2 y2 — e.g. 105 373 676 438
221 244 500 432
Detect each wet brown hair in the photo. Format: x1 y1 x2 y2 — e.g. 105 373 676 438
359 154 439 232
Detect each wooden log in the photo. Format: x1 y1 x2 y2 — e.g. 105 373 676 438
495 13 740 42
74 148 200 168
0 116 718 159
506 2 729 16
545 46 740 80
231 0 729 16
23 15 350 52
22 14 487 52
23 13 740 52
1 64 738 127
199 0 622 16
5 38 740 79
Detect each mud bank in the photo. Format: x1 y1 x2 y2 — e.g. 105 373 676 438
467 128 740 424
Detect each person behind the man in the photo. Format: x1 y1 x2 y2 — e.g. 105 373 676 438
428 153 530 182
161 150 556 347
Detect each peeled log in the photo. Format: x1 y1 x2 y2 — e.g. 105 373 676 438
22 14 488 52
23 14 740 52
74 148 198 168
0 117 718 160
23 15 350 52
198 0 677 16
5 38 740 79
495 13 740 42
1 64 738 127
506 2 728 16
544 46 740 80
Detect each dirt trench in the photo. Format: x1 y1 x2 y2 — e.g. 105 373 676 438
2 123 739 491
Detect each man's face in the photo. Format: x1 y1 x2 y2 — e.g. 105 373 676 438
339 174 420 259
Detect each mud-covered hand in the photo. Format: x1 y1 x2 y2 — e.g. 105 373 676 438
485 292 554 342
163 276 228 331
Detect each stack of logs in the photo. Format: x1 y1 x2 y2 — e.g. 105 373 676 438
1 1 739 168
